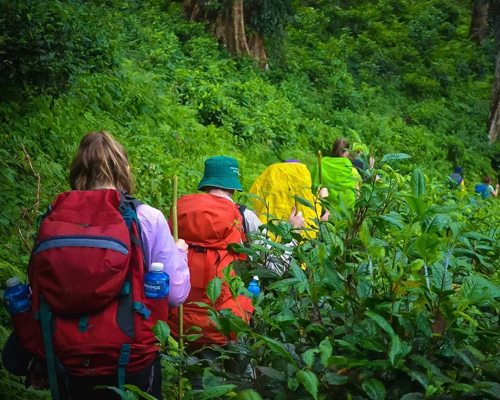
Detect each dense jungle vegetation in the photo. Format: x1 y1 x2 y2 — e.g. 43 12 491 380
3 0 500 399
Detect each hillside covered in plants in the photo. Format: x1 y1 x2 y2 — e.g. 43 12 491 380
2 0 500 399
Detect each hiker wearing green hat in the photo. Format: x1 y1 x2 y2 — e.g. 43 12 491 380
197 156 244 192
176 156 305 390
198 156 305 233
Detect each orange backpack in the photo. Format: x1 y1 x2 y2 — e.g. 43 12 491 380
168 194 253 347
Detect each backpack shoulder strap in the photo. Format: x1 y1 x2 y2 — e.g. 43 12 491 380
119 190 143 212
236 204 249 235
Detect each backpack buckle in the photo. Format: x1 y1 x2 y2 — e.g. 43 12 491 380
193 245 207 253
118 201 128 215
133 302 151 319
118 344 131 366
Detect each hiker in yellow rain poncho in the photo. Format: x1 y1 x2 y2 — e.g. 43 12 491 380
310 138 362 208
249 160 328 240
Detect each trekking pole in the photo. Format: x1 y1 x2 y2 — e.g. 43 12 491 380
172 176 184 400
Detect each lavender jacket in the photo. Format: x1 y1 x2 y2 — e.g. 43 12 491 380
136 204 190 307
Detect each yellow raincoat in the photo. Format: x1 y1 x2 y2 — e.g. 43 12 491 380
249 162 321 238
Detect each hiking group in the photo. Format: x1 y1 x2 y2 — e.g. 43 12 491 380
448 166 499 198
0 132 402 399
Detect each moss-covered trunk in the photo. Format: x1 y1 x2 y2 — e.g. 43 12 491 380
470 0 489 45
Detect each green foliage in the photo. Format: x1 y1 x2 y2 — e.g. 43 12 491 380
193 163 500 399
1 0 500 399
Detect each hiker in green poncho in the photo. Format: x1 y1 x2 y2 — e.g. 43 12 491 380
311 138 361 208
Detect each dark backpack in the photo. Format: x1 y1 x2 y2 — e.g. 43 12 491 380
449 173 463 189
475 183 489 198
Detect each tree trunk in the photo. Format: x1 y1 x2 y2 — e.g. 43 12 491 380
248 31 268 68
181 0 266 66
488 49 500 143
470 0 489 45
232 1 250 54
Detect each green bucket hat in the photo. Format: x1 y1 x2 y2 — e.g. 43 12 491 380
197 156 243 192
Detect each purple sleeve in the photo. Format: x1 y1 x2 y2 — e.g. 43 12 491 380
136 204 190 308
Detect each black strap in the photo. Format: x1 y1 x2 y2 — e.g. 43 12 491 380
237 204 249 235
130 233 142 249
118 190 143 213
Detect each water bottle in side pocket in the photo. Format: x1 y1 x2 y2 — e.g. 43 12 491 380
4 278 31 314
144 263 170 299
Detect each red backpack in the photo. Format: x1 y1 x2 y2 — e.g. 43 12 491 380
168 194 253 348
12 189 168 400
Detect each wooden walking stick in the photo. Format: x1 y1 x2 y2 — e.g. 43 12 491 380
172 176 184 399
318 150 323 186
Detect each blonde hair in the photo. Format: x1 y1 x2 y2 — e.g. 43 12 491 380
69 131 133 193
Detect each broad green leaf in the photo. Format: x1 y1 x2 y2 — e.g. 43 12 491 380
430 262 452 291
302 349 317 368
402 195 427 218
359 220 371 248
422 214 450 234
400 394 424 400
293 195 315 210
296 370 319 400
152 321 170 346
411 167 425 198
124 385 156 400
251 333 299 370
362 378 386 400
416 312 431 336
319 337 333 367
198 385 237 400
414 233 440 262
382 153 411 163
450 383 473 392
326 356 348 367
474 382 500 398
256 367 286 381
389 334 401 366
365 311 394 335
325 372 348 386
359 338 386 353
207 277 222 305
186 334 204 342
460 275 500 305
202 370 220 389
95 386 138 400
190 301 212 309
236 390 263 400
379 215 405 229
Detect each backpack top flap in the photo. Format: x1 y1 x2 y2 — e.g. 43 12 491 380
31 189 131 314
171 193 244 248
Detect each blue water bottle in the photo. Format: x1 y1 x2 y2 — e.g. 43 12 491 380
144 262 170 299
4 278 31 314
247 276 261 296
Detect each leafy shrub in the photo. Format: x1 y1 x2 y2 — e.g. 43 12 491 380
176 164 500 400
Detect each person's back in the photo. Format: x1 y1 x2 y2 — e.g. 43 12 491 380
249 162 320 236
449 166 465 192
475 175 499 198
475 183 489 198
